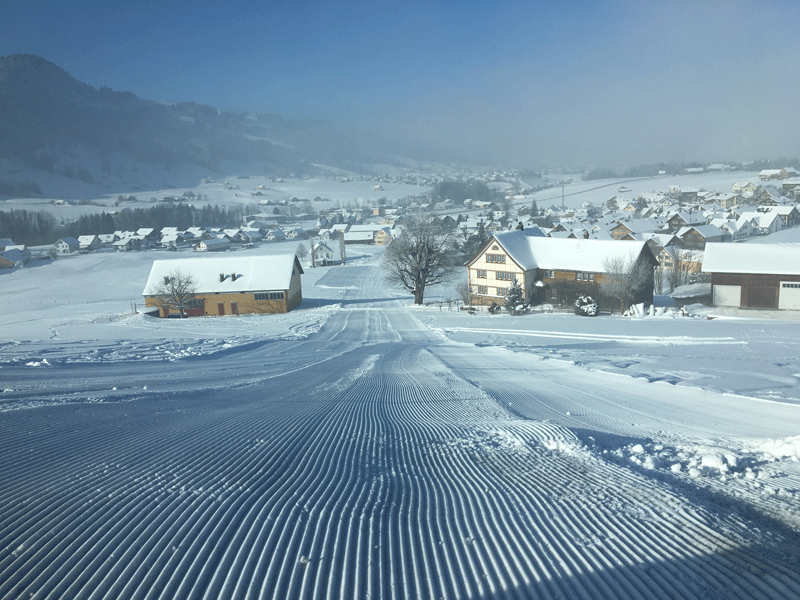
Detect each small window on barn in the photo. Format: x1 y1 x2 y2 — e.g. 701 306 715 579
269 292 284 300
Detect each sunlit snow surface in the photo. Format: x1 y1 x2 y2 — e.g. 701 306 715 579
1 245 800 600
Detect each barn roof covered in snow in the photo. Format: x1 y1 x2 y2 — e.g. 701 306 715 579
142 254 302 296
702 243 800 275
476 230 655 273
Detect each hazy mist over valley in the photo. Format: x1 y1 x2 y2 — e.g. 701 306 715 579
1 1 799 178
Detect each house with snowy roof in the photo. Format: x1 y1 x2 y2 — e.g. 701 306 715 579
736 211 784 236
312 242 336 266
702 243 800 310
0 246 30 267
142 254 303 317
465 230 658 310
667 212 707 233
78 235 101 251
676 224 726 249
196 237 230 252
759 169 787 180
54 237 80 255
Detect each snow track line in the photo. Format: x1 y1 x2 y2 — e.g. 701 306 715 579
2 324 800 599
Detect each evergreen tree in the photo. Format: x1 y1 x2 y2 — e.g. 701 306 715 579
504 280 525 314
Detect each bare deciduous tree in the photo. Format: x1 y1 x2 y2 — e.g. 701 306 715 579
666 248 698 293
455 279 473 305
601 255 652 314
338 231 347 265
152 270 198 318
296 243 308 262
653 263 665 296
382 213 459 305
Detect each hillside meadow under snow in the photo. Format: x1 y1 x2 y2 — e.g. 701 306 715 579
1 240 800 599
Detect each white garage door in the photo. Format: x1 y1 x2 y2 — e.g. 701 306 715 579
778 282 800 310
713 285 741 307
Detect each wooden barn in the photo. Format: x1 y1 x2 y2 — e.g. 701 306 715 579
702 243 800 310
465 231 658 310
142 254 303 317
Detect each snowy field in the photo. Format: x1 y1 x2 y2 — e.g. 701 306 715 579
2 243 800 599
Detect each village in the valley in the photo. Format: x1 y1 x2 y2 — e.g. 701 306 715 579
3 163 800 316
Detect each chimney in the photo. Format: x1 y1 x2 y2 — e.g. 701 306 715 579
163 276 170 284
231 273 237 282
219 273 225 282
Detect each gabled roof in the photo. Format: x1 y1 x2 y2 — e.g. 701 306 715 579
142 254 302 296
470 230 653 273
702 243 800 275
678 224 724 238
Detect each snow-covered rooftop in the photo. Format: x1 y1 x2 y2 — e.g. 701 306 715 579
142 254 300 296
702 242 800 275
490 230 650 272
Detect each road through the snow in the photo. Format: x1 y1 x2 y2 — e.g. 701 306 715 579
1 264 800 600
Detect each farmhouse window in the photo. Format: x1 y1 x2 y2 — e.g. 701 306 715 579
255 292 285 301
486 254 506 264
588 273 594 281
551 289 558 299
477 285 489 294
476 269 487 278
497 288 507 296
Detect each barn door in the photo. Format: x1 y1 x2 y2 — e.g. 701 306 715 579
217 303 225 316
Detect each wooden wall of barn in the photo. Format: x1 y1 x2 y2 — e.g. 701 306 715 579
712 272 800 308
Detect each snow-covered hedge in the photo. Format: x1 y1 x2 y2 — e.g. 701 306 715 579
574 295 598 317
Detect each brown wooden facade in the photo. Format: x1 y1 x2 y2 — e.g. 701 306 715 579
143 256 303 317
145 285 302 317
711 272 800 309
466 238 656 311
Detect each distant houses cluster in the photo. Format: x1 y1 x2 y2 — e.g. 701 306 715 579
0 203 413 270
460 173 800 313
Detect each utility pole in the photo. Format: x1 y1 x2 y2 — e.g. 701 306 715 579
562 184 565 209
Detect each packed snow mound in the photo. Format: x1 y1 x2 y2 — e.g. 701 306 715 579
605 436 800 482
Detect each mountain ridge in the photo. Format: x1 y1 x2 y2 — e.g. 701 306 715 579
0 53 384 195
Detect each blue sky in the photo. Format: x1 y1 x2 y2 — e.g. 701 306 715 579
2 0 799 168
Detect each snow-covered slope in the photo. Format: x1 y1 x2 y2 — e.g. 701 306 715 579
1 244 799 599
